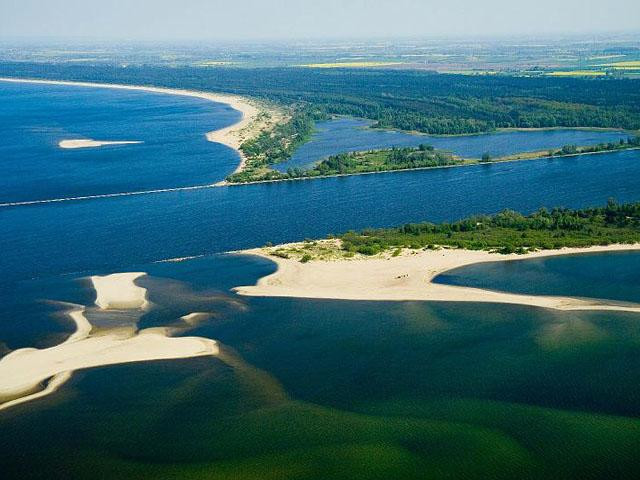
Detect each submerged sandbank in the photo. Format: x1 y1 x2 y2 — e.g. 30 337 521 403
235 243 640 312
0 273 218 412
59 139 143 149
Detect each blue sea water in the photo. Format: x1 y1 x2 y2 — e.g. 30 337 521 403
0 81 240 203
435 250 640 303
2 81 640 479
274 117 629 171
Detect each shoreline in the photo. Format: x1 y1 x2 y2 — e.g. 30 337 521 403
235 242 640 312
0 76 282 165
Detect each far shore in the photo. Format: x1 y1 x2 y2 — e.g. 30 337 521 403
235 242 640 312
0 76 283 166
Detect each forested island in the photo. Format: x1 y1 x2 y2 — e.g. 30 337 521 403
341 200 640 254
266 200 640 261
229 144 462 183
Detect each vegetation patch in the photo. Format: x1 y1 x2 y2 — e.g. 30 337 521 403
339 200 640 255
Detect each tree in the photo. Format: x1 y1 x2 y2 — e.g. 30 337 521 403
481 153 492 163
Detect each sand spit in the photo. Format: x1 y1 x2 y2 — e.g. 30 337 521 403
0 274 219 413
0 77 283 166
59 139 143 149
235 243 640 312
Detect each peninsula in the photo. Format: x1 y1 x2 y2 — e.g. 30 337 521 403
236 201 640 310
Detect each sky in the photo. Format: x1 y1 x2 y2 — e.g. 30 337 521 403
1 0 639 41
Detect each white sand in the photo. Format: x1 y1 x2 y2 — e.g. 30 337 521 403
59 139 143 149
0 77 280 168
0 273 219 412
91 272 149 310
235 244 640 312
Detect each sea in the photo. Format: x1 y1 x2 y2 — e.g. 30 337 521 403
1 80 640 479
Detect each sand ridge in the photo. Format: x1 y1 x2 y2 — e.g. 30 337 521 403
0 273 219 413
59 139 143 149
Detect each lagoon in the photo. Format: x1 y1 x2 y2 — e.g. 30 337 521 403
274 117 628 171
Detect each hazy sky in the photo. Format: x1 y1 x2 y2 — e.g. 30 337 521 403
1 0 639 40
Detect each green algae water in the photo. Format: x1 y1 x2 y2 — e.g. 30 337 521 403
2 253 640 480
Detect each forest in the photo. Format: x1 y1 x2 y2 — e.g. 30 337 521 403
3 63 640 136
339 200 640 255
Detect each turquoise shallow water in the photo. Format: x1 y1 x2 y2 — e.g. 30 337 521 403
1 82 640 479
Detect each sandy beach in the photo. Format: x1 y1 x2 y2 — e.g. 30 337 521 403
235 242 640 312
59 139 143 149
0 272 219 412
0 77 283 169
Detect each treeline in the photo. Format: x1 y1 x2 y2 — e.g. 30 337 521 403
232 106 326 180
312 145 459 175
340 200 640 255
227 144 460 183
549 136 640 157
3 63 640 135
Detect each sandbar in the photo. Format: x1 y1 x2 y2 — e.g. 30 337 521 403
0 273 218 412
59 139 143 149
91 272 149 310
235 242 640 312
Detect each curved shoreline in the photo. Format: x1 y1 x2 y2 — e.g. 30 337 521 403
0 76 274 163
235 243 640 312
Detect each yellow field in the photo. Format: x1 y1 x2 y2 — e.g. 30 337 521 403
547 70 607 77
299 61 404 68
596 61 640 68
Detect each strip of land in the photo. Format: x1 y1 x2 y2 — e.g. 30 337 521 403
225 139 640 185
235 241 640 312
59 139 143 149
0 272 218 412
